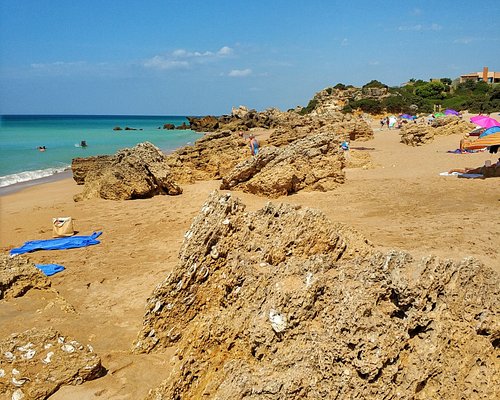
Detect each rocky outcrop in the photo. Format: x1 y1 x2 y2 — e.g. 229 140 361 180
0 327 105 399
307 87 359 116
0 255 51 300
302 86 390 116
161 123 189 130
361 86 389 98
220 131 346 197
341 117 374 141
187 108 289 133
267 114 373 147
134 192 499 400
72 142 182 201
399 124 433 146
187 115 221 132
400 117 476 146
71 155 114 185
165 131 250 184
175 122 190 130
166 112 372 186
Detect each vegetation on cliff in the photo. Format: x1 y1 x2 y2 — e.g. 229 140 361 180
304 78 500 115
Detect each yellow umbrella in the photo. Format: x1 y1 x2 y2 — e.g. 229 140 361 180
463 132 500 150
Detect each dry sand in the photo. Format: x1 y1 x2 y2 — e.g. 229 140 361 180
0 126 498 399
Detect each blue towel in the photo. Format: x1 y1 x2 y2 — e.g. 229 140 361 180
10 232 102 256
35 264 65 276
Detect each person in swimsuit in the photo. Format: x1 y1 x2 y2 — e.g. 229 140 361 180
249 134 259 156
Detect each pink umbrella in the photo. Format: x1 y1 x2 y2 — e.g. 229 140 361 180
470 115 500 128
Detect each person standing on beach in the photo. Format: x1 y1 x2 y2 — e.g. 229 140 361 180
248 134 259 156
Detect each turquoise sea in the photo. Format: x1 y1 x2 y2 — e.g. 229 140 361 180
0 115 201 188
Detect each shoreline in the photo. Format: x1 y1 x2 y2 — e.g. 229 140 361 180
0 169 73 196
0 141 197 197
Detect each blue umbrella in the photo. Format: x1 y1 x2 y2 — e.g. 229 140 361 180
445 109 460 116
479 126 500 138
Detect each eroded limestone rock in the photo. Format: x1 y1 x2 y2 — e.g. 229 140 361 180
0 255 51 300
135 192 499 400
220 131 346 197
72 142 182 201
0 328 105 399
400 117 476 146
165 131 250 184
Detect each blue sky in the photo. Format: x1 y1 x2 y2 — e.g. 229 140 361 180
1 0 499 115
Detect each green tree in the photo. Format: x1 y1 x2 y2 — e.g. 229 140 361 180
362 80 387 89
473 81 490 95
344 99 383 114
414 81 446 99
382 96 407 113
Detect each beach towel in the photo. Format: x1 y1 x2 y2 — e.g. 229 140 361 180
10 232 102 256
446 149 475 154
35 263 65 276
439 172 484 179
457 173 484 179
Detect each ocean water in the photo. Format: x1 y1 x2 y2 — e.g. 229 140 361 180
0 115 201 188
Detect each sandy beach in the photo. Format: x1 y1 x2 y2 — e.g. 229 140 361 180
1 125 498 399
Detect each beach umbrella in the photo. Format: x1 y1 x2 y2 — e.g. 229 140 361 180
470 115 500 128
400 114 414 119
479 126 500 138
434 112 445 118
464 132 500 150
444 109 460 116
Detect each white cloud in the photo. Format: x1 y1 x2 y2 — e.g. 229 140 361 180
172 49 215 58
341 38 349 46
217 46 233 56
369 61 380 66
144 46 234 70
143 56 189 70
228 68 252 77
411 8 422 16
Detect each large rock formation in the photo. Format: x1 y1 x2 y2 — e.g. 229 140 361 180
220 131 346 197
400 117 476 146
266 114 373 147
72 142 182 201
165 131 250 184
134 192 499 400
302 85 390 117
71 155 114 185
0 327 105 399
166 112 372 186
187 108 283 133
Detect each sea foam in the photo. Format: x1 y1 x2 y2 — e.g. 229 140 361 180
0 166 70 188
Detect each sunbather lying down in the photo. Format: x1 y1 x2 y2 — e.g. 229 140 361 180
448 158 500 177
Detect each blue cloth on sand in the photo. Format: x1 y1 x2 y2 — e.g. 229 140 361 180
35 264 65 276
10 232 102 256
